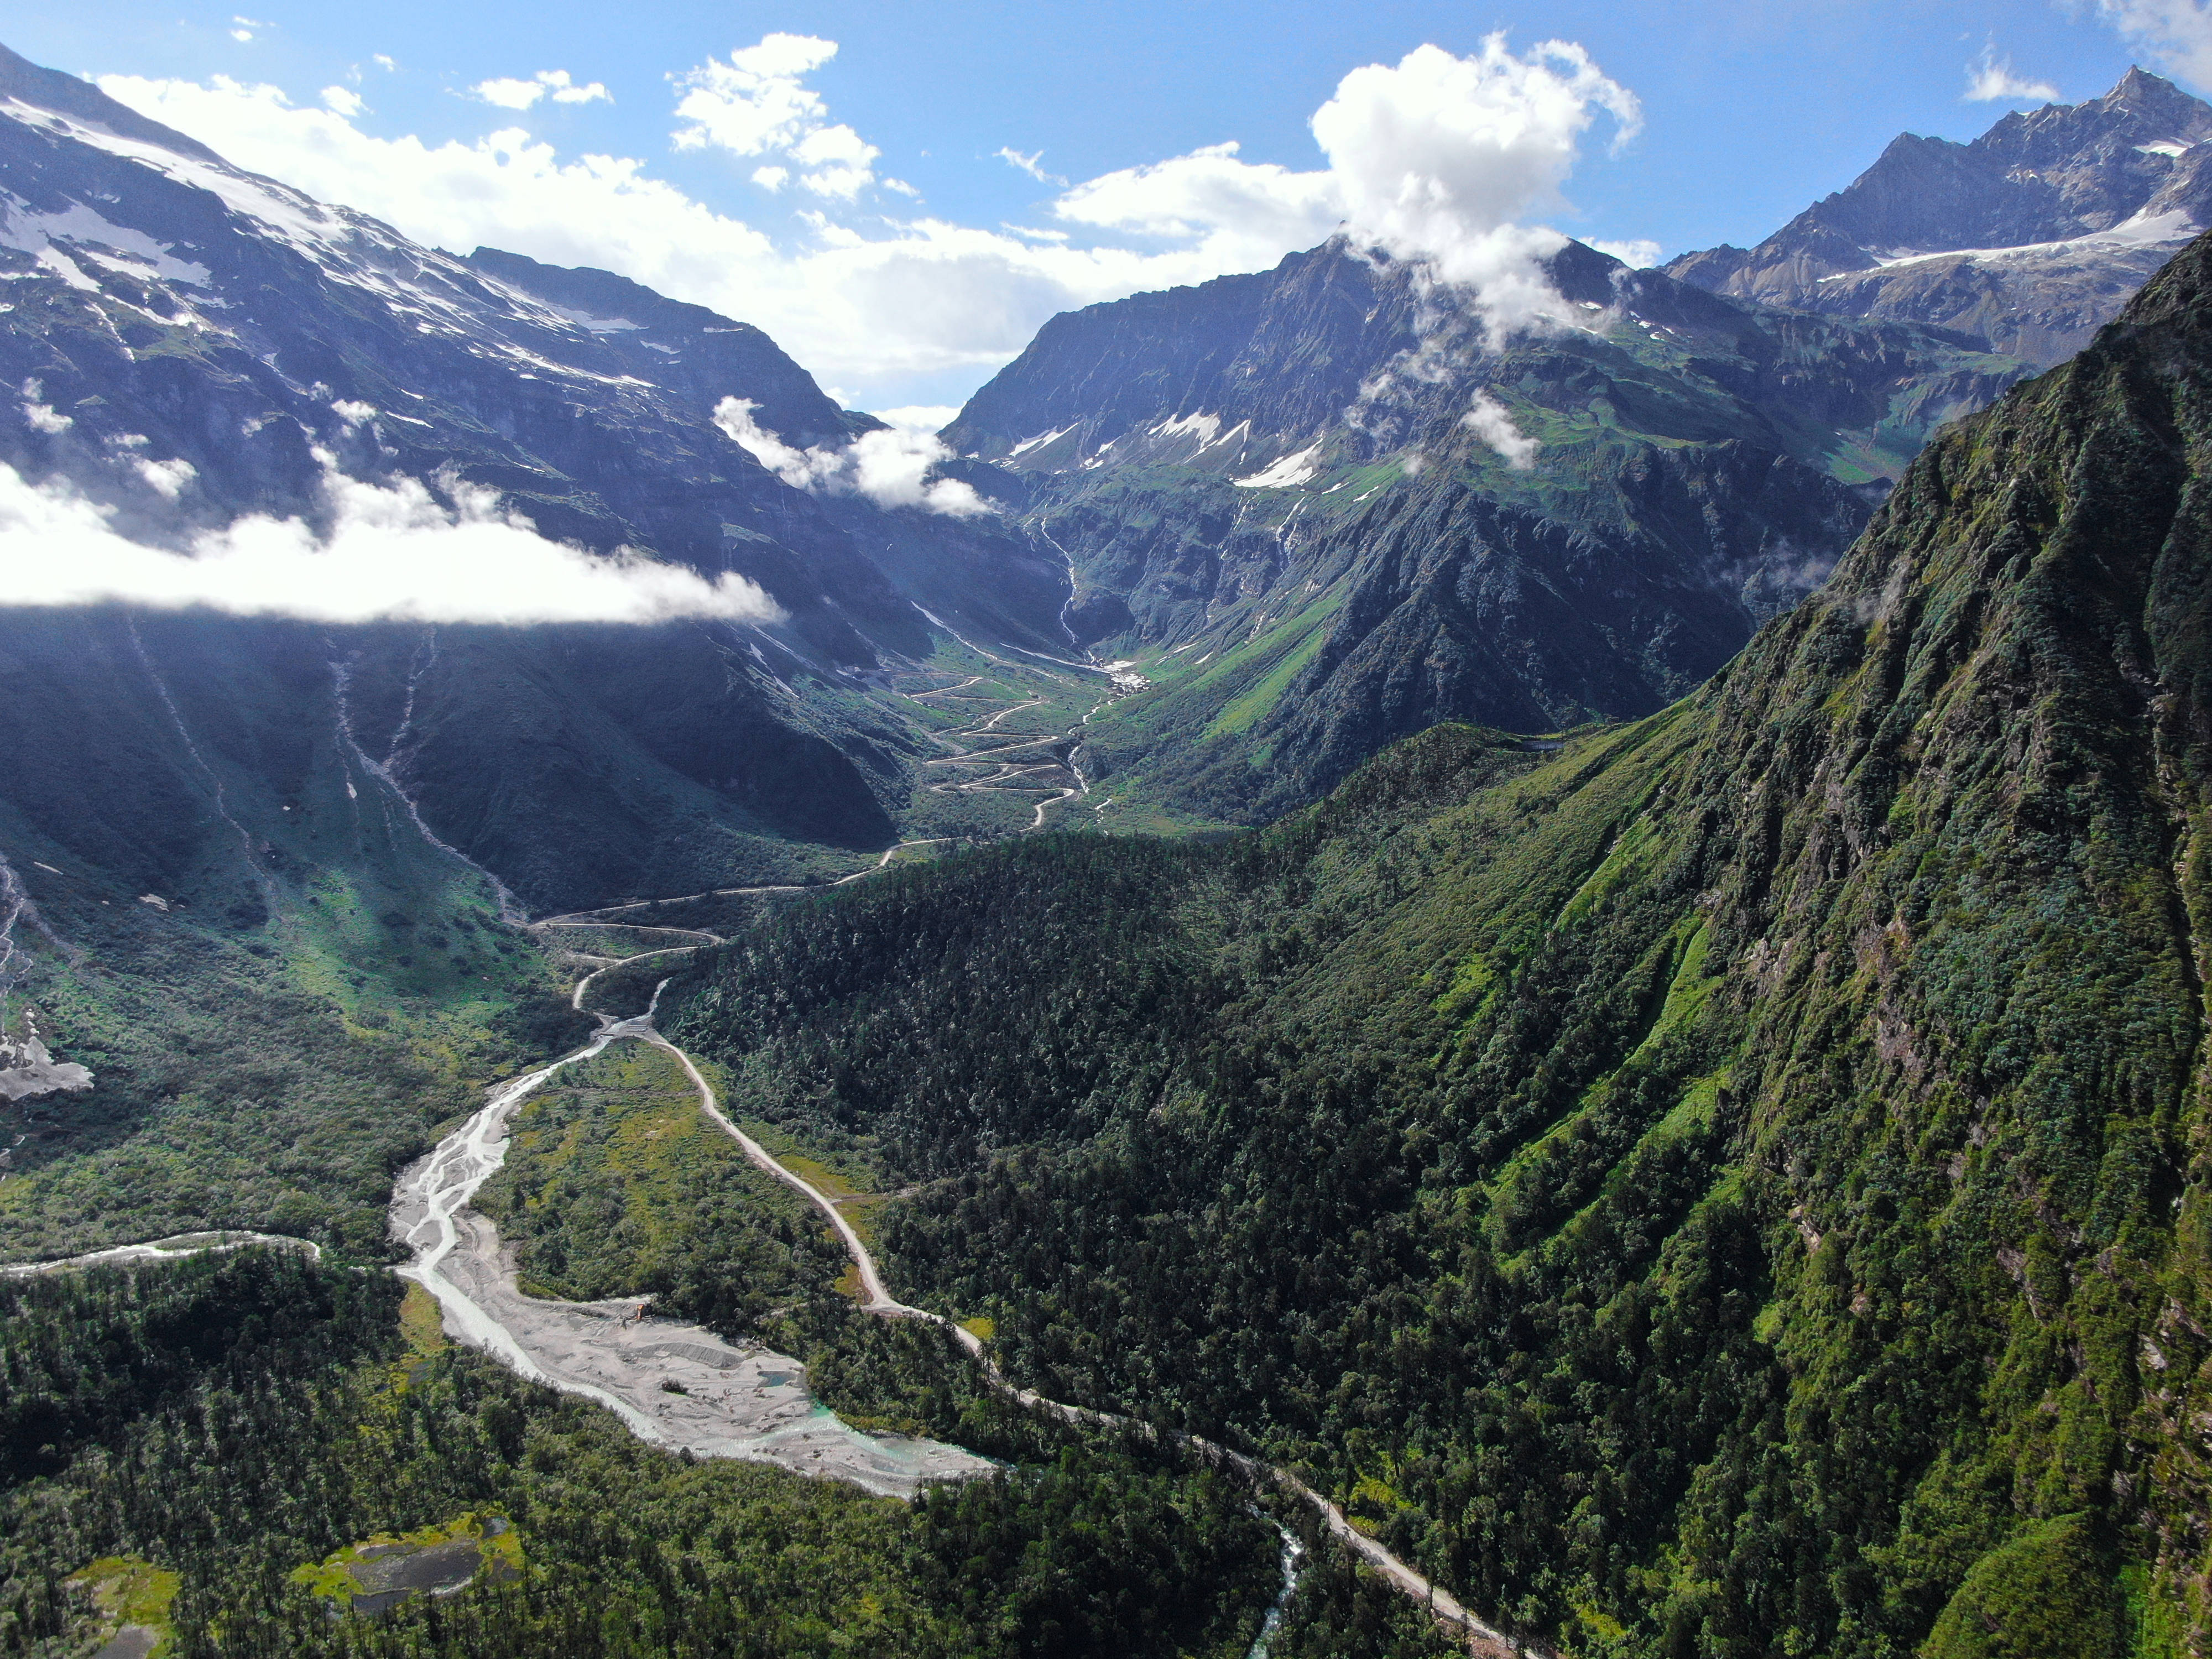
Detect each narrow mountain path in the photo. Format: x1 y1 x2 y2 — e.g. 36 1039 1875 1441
538 654 1135 931
906 671 1100 826
531 838 959 928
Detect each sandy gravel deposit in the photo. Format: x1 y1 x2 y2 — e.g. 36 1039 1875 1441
389 1013 991 1500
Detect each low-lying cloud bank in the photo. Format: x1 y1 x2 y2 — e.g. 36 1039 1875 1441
714 400 987 517
0 461 784 624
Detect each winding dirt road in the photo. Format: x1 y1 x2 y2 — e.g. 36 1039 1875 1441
527 939 1528 1655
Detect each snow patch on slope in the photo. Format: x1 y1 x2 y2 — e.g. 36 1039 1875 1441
1233 442 1322 489
1006 425 1072 458
1849 207 2200 277
1151 410 1223 444
0 194 211 286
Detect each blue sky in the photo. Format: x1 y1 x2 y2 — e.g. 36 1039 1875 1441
6 3 2198 406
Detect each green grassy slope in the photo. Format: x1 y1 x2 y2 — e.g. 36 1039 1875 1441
661 232 2212 1656
0 617 594 1258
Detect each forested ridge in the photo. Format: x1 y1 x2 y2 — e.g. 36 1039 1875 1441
662 229 2212 1657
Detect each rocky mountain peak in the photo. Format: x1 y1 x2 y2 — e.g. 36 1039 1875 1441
1665 66 2212 364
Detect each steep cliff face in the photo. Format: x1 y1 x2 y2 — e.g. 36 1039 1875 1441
1670 67 2212 365
670 228 2212 1657
949 237 2027 822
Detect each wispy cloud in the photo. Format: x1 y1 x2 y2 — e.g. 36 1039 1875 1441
2091 1 2212 92
472 69 611 111
1463 390 1540 468
1964 47 2060 102
996 147 1066 185
0 460 782 625
714 399 986 517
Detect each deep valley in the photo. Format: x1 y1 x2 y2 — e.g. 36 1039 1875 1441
8 30 2212 1659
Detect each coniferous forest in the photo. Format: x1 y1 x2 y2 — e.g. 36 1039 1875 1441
1 1250 1446 1657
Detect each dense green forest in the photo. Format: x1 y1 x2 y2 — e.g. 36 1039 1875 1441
0 1249 1464 1658
661 234 2212 1656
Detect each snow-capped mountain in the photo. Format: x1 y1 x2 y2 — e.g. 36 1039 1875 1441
1668 67 2212 364
0 40 1079 909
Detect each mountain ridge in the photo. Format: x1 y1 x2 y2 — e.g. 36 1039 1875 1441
946 233 2028 822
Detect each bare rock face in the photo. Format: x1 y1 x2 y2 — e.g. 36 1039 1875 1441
0 1012 91 1102
1667 67 2212 364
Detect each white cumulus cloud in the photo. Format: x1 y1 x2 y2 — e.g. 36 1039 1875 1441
473 69 611 111
672 34 877 197
1056 141 1340 248
1463 390 1540 468
1058 35 1641 337
1587 236 1662 268
714 399 985 517
1312 36 1640 333
0 461 784 624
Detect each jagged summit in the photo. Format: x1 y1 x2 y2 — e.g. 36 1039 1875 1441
1668 66 2212 362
